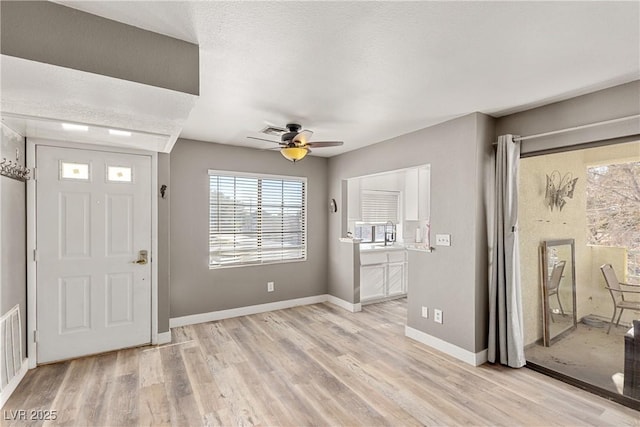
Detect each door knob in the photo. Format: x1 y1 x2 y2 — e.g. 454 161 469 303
132 250 148 265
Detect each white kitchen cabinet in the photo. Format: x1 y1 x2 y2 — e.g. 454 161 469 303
347 178 361 221
404 169 419 221
418 166 430 220
360 264 386 300
387 262 406 296
404 166 430 222
360 249 407 303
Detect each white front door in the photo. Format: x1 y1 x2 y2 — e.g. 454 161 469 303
36 146 151 363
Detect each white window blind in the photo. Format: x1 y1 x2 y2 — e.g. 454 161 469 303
360 190 399 223
208 171 306 268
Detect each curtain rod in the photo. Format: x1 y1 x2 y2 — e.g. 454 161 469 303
493 114 640 145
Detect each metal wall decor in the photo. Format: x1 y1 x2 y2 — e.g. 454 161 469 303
545 170 578 211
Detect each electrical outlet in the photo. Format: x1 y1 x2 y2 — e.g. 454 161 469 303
434 309 443 324
421 306 429 319
267 281 274 292
435 234 451 246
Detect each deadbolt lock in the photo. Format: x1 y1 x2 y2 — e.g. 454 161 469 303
133 250 148 265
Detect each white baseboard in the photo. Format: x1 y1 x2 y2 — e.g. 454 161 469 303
170 295 329 328
405 326 488 366
1 358 28 409
326 295 362 312
157 330 172 345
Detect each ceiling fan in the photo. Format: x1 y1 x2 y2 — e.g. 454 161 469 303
248 123 343 162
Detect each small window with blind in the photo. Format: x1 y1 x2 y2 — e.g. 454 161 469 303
355 190 400 243
208 171 307 268
360 190 399 223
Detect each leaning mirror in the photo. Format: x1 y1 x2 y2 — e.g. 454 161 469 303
540 239 577 346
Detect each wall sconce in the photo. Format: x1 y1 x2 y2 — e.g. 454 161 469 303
545 170 578 211
329 198 337 213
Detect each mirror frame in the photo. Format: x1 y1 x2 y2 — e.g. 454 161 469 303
540 238 577 347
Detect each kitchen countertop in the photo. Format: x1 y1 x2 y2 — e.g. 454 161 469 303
405 244 433 252
359 243 407 252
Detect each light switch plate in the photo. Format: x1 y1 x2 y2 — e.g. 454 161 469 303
435 234 451 246
421 306 429 318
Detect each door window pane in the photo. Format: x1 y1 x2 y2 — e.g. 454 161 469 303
60 162 90 181
107 166 133 183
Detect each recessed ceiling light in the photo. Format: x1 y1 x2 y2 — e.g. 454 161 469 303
61 123 89 131
109 129 132 137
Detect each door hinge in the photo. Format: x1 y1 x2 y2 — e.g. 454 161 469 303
33 330 39 343
32 167 37 181
33 249 39 262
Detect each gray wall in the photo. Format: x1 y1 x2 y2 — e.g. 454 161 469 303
169 139 329 318
496 80 640 153
1 124 27 356
157 153 170 333
1 1 199 95
328 113 496 354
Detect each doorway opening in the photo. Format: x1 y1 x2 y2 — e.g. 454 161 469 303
519 140 640 406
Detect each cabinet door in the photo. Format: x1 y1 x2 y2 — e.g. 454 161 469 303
387 262 406 296
348 179 361 220
404 168 419 221
418 167 430 220
361 264 386 301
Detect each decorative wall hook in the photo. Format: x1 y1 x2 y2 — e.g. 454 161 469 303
544 170 578 211
0 155 31 182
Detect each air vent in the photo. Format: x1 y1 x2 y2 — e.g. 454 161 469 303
261 126 286 136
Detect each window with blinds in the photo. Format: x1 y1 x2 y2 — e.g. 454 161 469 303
208 171 307 268
360 190 399 223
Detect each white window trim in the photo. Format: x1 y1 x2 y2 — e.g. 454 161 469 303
208 169 308 269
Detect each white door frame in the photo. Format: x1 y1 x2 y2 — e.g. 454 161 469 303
26 137 159 368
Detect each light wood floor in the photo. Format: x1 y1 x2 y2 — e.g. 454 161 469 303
4 299 639 426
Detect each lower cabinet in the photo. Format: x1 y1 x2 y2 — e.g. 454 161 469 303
387 262 406 297
360 250 407 303
360 264 386 300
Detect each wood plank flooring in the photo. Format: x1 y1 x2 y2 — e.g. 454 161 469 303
3 299 639 426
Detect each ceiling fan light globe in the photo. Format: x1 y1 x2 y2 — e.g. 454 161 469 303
281 146 308 162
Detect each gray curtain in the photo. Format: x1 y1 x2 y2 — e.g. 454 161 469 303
488 134 526 368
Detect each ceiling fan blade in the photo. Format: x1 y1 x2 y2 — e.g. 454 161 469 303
247 136 281 144
292 130 313 145
306 141 344 147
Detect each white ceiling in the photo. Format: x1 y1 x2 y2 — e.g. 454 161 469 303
5 1 640 156
1 55 196 152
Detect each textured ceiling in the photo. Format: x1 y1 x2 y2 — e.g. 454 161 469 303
13 1 640 156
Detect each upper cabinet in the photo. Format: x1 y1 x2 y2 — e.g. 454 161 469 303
404 168 419 221
418 166 430 220
347 178 361 221
404 166 430 221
